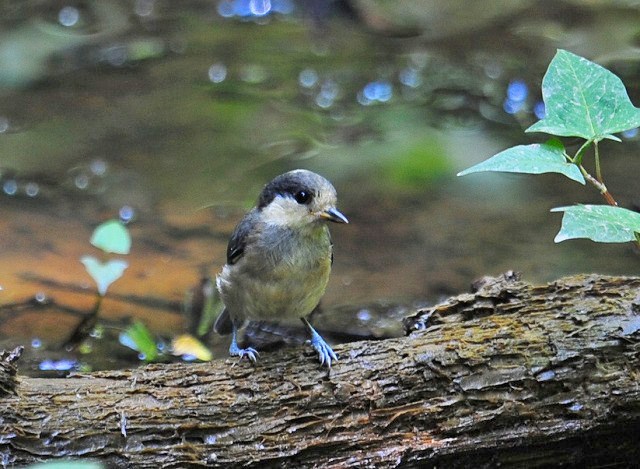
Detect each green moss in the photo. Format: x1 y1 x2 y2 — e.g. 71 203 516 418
383 138 450 189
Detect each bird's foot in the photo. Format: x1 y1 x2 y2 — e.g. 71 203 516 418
229 327 259 363
307 329 337 368
229 342 259 363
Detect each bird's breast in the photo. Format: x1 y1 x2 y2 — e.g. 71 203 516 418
218 224 333 323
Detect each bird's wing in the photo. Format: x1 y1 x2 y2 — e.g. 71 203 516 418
329 230 334 265
213 308 233 335
226 209 257 265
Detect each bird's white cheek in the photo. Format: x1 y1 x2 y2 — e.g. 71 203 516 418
262 198 310 227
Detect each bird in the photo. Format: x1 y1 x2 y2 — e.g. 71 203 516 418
214 169 348 367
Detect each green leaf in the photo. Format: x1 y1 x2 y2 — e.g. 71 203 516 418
91 220 131 255
81 256 128 296
527 49 640 140
119 321 159 361
551 205 640 243
457 140 585 184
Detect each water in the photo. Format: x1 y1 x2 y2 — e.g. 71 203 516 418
0 1 638 374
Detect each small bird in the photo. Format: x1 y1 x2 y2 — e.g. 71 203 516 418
215 169 348 367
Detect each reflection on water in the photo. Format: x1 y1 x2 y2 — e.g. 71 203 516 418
0 0 639 374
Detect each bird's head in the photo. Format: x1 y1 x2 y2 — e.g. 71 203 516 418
257 169 348 228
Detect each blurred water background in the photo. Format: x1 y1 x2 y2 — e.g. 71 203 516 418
0 0 638 374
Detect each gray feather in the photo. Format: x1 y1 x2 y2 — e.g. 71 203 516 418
213 308 233 335
226 209 258 265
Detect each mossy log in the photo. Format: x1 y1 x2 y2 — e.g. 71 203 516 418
2 273 640 468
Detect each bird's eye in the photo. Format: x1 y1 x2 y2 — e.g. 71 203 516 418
294 190 312 205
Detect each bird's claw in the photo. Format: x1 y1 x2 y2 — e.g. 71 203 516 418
308 335 338 368
230 344 259 363
229 327 259 363
302 317 337 368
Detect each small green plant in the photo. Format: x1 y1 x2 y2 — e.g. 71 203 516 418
118 280 219 363
65 220 131 347
459 49 640 246
118 319 213 363
81 219 131 296
65 220 212 362
118 320 159 361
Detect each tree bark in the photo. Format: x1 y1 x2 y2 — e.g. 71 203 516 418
1 273 640 468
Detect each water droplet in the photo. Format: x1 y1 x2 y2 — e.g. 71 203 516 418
58 6 80 27
357 309 372 322
507 79 528 102
231 0 252 17
208 63 227 83
3 180 17 196
320 79 339 101
31 338 42 349
315 94 333 109
484 61 503 79
39 359 77 371
534 101 546 119
35 292 47 303
362 81 393 103
503 98 524 115
90 159 107 176
120 205 135 222
75 173 90 190
399 68 421 88
250 0 271 16
25 182 39 197
298 68 318 88
217 0 235 17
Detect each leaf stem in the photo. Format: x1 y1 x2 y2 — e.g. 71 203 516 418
577 164 618 206
573 139 592 165
594 141 604 182
568 140 618 207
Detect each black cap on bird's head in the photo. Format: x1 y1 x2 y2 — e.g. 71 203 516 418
257 170 348 225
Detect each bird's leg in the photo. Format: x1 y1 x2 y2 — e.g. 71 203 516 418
301 317 337 368
229 325 259 363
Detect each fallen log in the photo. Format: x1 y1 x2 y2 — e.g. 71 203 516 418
1 273 640 468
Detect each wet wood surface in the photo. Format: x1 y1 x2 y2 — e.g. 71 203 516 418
2 273 640 468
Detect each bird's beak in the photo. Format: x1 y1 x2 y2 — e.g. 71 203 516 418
319 207 349 224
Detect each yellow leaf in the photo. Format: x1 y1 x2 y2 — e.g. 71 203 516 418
171 334 213 361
